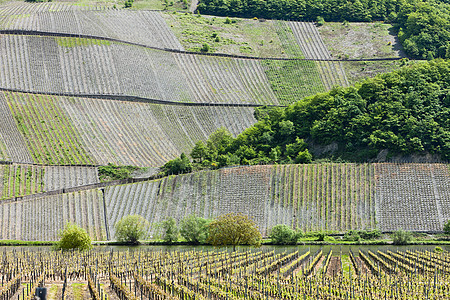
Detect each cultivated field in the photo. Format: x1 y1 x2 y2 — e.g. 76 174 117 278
0 163 446 241
1 248 449 300
1 91 256 166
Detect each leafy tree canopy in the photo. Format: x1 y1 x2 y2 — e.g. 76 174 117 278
55 222 92 250
115 215 149 244
207 213 262 251
180 215 211 244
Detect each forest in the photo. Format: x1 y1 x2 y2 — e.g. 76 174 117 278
197 0 450 59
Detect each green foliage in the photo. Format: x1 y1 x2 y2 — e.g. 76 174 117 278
197 0 450 59
269 224 302 245
201 43 211 52
344 229 381 241
114 215 149 244
158 217 179 243
163 153 192 175
435 246 443 252
392 229 413 245
180 215 211 244
444 219 450 235
207 213 262 251
98 163 140 182
55 223 91 250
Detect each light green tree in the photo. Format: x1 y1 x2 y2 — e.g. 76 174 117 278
55 222 91 250
115 215 149 244
207 213 262 251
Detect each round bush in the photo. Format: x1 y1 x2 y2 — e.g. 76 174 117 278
55 223 91 250
115 215 149 244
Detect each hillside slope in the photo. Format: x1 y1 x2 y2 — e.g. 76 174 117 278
0 163 446 240
0 91 257 166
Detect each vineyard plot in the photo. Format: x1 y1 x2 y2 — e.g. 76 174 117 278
4 91 95 165
0 93 33 163
59 96 256 167
0 189 106 241
375 163 446 231
104 164 376 236
0 164 44 200
174 54 279 105
43 166 99 191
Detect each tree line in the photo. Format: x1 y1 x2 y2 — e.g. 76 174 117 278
162 60 450 174
197 0 450 59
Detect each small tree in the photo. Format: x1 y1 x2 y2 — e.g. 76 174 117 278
269 224 301 245
159 217 179 243
392 229 413 245
55 223 91 250
180 215 211 244
115 215 149 244
207 213 262 251
444 219 450 236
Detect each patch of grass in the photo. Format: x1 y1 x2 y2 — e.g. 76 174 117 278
342 60 411 85
72 284 86 300
262 60 326 105
98 163 141 182
318 22 404 59
55 37 111 48
0 240 56 246
163 13 287 57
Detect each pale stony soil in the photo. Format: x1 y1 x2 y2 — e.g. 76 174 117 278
318 22 405 59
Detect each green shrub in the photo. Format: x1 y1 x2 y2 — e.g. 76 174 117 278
98 163 140 182
201 43 210 52
55 223 91 250
269 224 301 245
435 246 443 253
392 230 413 245
444 219 450 235
343 230 361 242
180 215 211 244
316 16 325 26
115 215 149 244
158 217 179 243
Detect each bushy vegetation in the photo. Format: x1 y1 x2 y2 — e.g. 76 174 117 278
180 215 211 244
444 219 450 235
344 229 381 241
55 223 91 250
392 229 413 245
269 224 303 245
158 217 179 243
162 60 450 173
198 0 450 59
208 213 262 251
114 215 149 244
98 163 141 182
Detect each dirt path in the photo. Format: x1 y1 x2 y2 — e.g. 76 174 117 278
326 257 341 277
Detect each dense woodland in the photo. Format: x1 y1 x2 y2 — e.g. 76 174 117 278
165 60 450 173
198 0 450 59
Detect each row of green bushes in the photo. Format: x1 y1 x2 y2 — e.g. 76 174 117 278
197 0 450 60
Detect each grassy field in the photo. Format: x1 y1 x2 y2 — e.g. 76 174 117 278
163 13 290 57
318 21 404 59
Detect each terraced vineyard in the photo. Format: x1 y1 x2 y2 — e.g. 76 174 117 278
1 91 257 166
104 164 376 236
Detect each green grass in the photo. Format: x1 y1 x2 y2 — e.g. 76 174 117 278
72 284 86 300
261 60 326 105
163 13 287 57
55 37 111 48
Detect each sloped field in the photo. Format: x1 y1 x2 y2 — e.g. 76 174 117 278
104 164 376 236
2 91 256 166
0 164 98 200
0 163 447 240
0 189 106 241
0 1 110 15
0 10 184 50
376 163 450 232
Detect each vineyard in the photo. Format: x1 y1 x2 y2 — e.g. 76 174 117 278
0 189 105 241
0 248 449 299
0 90 256 166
